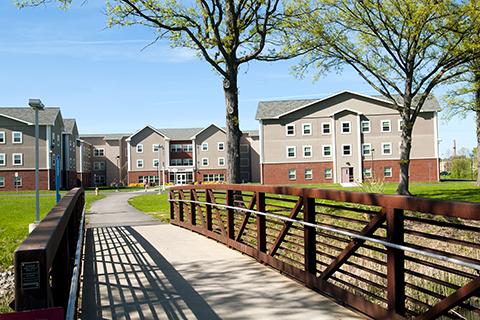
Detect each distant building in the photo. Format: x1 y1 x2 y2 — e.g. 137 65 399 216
256 91 440 184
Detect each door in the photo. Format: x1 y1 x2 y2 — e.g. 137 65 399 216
176 173 187 185
341 167 354 183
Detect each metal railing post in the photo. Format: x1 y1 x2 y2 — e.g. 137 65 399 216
256 191 266 253
386 207 405 316
303 196 316 287
190 189 196 225
226 190 235 239
178 190 185 222
169 191 175 221
205 189 213 231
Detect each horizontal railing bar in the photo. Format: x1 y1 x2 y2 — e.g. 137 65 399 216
65 206 86 320
170 198 480 271
404 215 480 233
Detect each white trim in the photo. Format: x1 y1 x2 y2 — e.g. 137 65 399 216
201 158 209 166
324 168 333 180
0 176 4 188
322 145 332 157
286 146 296 158
341 121 351 134
259 120 264 184
381 119 392 133
79 142 83 173
12 153 23 166
217 142 225 151
341 144 352 156
152 144 160 152
0 113 33 125
361 120 371 133
0 131 5 144
362 143 372 156
46 126 51 190
12 131 22 144
218 157 225 166
331 117 337 183
136 144 144 153
136 159 144 169
288 168 296 180
262 160 334 164
331 107 363 116
153 158 159 168
321 122 331 135
0 153 5 166
303 145 313 158
192 139 196 171
126 125 168 142
433 112 440 181
304 168 313 180
286 124 295 136
189 123 226 139
383 166 393 178
93 147 105 157
356 114 363 182
398 119 403 132
381 142 393 155
302 123 312 136
127 141 131 172
201 142 209 151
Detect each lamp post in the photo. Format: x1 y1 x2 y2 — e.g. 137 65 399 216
157 144 165 194
29 98 44 231
116 155 120 191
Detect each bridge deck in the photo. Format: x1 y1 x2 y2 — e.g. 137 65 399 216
81 193 364 319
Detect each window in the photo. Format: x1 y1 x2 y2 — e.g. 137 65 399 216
183 158 193 166
304 169 313 180
94 175 105 185
342 144 352 156
14 176 22 187
13 153 23 166
361 120 371 133
302 123 312 135
218 157 225 166
203 173 225 182
171 144 182 152
171 159 182 166
0 132 4 144
183 144 193 152
324 168 333 179
381 120 391 132
303 145 312 158
286 124 295 136
240 144 250 154
93 161 105 171
93 148 105 157
384 167 393 177
382 143 392 155
217 142 225 151
322 145 332 157
288 169 296 180
363 168 372 178
362 143 372 156
322 123 331 134
202 143 208 151
341 121 351 134
0 154 4 166
153 159 159 167
136 144 144 153
12 131 22 144
0 177 4 187
240 158 250 167
398 119 404 132
136 159 144 168
286 146 296 158
153 144 160 152
202 158 209 166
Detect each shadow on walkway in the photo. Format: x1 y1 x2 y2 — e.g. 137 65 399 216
81 226 221 320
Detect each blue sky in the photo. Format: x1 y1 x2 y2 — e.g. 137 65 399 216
0 0 475 157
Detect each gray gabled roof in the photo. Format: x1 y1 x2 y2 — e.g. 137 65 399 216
80 133 130 140
0 107 61 125
158 127 204 140
63 119 76 134
256 91 439 120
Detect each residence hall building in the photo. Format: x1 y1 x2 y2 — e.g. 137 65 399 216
256 91 440 184
0 107 74 191
79 133 129 187
127 124 260 185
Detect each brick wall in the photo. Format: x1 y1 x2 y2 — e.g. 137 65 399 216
262 162 334 184
363 158 438 182
0 170 51 191
128 170 167 185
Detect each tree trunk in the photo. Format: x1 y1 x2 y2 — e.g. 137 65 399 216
223 70 242 184
475 70 480 186
396 113 413 195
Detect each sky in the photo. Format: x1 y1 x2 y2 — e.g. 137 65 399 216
0 0 475 157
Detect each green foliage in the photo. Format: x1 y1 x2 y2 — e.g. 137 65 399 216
449 156 477 179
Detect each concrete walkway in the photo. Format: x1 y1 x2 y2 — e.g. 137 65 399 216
81 193 365 320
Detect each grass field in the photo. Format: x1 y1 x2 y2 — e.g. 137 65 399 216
128 192 170 222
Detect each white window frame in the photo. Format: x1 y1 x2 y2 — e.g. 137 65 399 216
322 123 331 135
381 120 392 133
322 145 332 157
12 153 23 166
364 168 372 178
218 157 225 166
361 120 371 133
341 121 351 134
0 131 5 144
286 124 295 136
153 159 159 168
398 119 404 132
93 161 105 171
94 148 105 157
0 176 4 187
302 123 312 136
136 144 144 153
12 131 22 144
324 168 333 179
153 144 160 152
303 145 313 158
202 158 209 166
136 159 144 168
384 167 393 178
304 168 313 180
201 143 208 151
218 142 225 151
0 153 5 166
342 144 352 156
286 146 296 158
362 143 372 156
382 142 392 155
288 169 296 180
14 176 22 187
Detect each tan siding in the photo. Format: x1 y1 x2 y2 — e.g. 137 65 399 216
195 126 227 170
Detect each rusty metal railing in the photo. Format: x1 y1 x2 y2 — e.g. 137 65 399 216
169 184 480 320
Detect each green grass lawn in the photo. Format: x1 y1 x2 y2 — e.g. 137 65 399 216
128 192 171 222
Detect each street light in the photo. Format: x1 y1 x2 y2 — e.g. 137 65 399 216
157 144 165 194
116 155 120 192
29 98 44 231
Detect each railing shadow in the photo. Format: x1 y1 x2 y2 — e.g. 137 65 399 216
81 226 221 320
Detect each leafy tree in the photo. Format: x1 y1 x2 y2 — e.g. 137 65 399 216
284 0 480 194
450 156 476 180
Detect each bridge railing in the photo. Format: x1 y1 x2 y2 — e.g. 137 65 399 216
14 187 85 317
169 184 480 320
